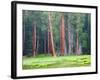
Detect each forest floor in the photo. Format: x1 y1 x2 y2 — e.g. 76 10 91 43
22 54 91 69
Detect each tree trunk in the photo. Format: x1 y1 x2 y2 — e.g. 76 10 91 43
79 44 82 54
48 30 50 53
76 31 79 55
32 21 36 57
68 17 74 55
67 18 72 55
44 32 46 53
48 12 56 57
48 29 51 53
60 13 66 56
36 36 39 54
68 28 71 54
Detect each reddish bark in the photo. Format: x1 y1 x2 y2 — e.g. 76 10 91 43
48 30 51 53
60 13 66 56
48 12 56 57
32 21 36 57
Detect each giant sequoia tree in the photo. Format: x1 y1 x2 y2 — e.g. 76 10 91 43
48 12 56 57
60 13 66 56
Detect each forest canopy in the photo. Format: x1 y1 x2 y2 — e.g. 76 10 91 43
22 10 91 57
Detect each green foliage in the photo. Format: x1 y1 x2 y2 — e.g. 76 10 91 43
66 13 90 53
23 10 91 55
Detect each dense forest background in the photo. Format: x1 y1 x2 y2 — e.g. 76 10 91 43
22 10 91 57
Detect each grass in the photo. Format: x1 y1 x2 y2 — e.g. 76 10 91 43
22 54 91 69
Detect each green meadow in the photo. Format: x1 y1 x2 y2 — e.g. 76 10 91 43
23 55 91 69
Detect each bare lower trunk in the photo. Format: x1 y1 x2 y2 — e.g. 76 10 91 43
68 18 74 55
79 45 82 54
36 36 39 54
76 31 79 55
48 12 56 57
48 29 51 53
60 13 66 56
32 21 36 57
68 29 71 54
